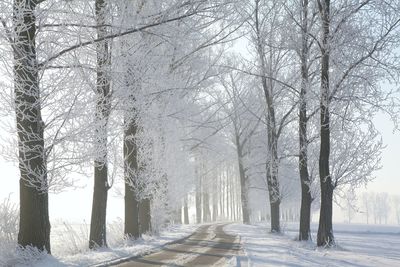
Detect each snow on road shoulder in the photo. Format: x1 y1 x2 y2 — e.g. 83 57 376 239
225 223 400 267
16 224 199 267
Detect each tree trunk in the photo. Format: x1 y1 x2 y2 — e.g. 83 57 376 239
236 141 250 224
255 1 281 233
317 0 335 247
212 176 218 221
299 0 312 241
225 168 229 219
124 114 140 238
89 0 111 249
195 168 202 223
203 192 211 222
14 0 51 253
219 172 223 218
266 145 280 233
269 199 280 232
139 198 151 233
89 165 109 248
184 195 189 224
221 171 225 219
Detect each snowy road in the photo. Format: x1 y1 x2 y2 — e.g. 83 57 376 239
110 224 242 267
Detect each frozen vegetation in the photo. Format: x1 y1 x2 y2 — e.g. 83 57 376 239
1 218 198 267
0 0 399 266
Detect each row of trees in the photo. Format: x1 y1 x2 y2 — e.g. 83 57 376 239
0 0 399 255
359 192 400 225
203 0 399 246
1 0 240 253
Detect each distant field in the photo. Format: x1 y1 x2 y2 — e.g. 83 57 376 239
227 222 400 266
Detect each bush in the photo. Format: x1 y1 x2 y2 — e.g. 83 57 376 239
0 196 19 266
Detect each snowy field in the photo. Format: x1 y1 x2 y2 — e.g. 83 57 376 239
3 221 198 267
226 222 400 267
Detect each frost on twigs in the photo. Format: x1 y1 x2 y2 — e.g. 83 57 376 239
0 197 18 266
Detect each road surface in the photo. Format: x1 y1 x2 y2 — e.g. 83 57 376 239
112 224 242 267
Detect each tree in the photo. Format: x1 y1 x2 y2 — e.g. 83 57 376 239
217 69 263 224
315 0 400 246
296 0 315 241
392 195 400 225
13 0 50 252
375 192 390 224
183 195 190 224
315 0 334 247
246 0 299 232
362 192 372 224
89 0 112 249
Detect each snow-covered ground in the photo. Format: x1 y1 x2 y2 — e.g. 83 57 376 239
226 222 400 267
4 221 198 267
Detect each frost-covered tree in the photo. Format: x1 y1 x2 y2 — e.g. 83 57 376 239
12 0 51 252
315 0 400 246
217 68 263 224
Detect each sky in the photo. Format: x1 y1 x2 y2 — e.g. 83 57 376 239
367 113 400 195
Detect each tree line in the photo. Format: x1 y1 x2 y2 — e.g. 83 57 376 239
0 0 399 254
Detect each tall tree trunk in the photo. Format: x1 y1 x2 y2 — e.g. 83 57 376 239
229 176 234 221
184 195 190 224
255 1 281 233
139 198 151 233
299 0 312 241
173 205 182 224
195 167 202 223
212 174 218 222
14 0 50 252
203 191 211 222
125 187 139 237
266 132 280 232
89 0 111 249
236 138 250 224
219 171 226 219
317 0 334 247
232 176 237 221
124 117 139 238
225 168 229 219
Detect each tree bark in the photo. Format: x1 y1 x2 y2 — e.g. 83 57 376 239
14 1 51 252
89 0 111 249
124 118 140 238
195 167 202 223
139 198 151 233
236 138 250 224
317 0 335 247
184 195 190 224
299 0 312 241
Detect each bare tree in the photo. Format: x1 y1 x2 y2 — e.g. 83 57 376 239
392 195 400 225
361 192 372 224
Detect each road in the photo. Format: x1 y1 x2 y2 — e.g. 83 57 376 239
112 224 242 267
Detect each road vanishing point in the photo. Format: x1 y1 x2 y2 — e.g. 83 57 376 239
110 224 244 267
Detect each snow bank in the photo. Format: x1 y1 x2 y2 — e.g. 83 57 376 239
2 220 198 267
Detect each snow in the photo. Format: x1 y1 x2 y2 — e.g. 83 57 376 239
8 222 198 267
4 221 400 266
225 222 400 267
